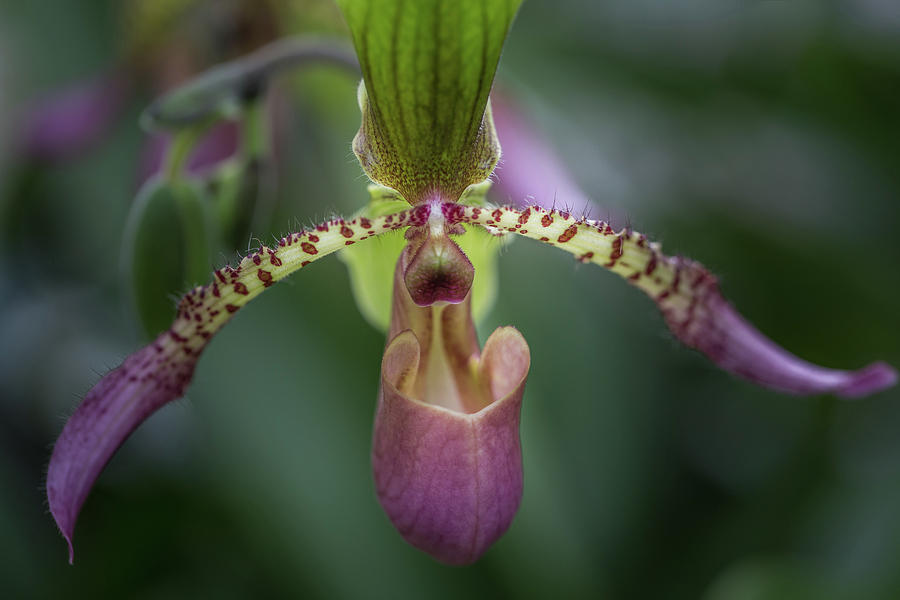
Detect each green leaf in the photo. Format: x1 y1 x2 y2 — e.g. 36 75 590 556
337 0 522 203
122 178 212 339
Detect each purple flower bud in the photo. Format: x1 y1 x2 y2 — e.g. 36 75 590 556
22 73 127 161
137 122 239 184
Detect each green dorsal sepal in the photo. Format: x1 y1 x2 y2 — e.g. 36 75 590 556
338 0 521 203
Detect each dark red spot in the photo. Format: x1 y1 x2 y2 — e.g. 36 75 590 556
691 271 708 289
301 260 310 267
518 208 531 225
541 214 553 228
409 205 431 227
308 234 319 243
579 251 595 262
233 282 249 295
605 236 624 267
257 269 273 287
215 270 227 284
629 272 641 281
610 236 623 259
209 310 220 317
301 242 318 255
492 208 503 221
168 330 187 343
225 304 240 313
270 254 282 267
360 217 372 229
540 236 550 242
645 254 658 275
341 225 353 238
442 203 466 224
345 240 355 245
557 224 578 243
316 224 328 232
212 283 220 297
252 254 262 266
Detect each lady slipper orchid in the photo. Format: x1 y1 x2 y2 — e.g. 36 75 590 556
46 0 896 566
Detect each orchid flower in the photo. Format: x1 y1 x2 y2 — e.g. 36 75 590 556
46 0 896 567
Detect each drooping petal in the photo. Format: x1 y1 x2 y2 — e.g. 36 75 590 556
374 326 530 565
47 204 432 562
442 203 897 398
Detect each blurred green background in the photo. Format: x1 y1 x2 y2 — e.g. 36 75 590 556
1 1 899 598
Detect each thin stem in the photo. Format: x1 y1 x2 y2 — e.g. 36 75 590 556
141 36 359 131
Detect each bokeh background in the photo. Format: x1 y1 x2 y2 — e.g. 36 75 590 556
2 1 899 598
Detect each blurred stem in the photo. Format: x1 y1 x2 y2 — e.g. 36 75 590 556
240 100 268 161
164 124 208 182
141 36 359 131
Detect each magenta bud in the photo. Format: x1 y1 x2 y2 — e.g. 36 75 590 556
403 234 474 306
373 326 530 565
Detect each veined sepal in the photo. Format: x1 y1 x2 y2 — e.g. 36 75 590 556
351 82 502 204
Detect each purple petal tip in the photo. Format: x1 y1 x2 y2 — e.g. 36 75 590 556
64 535 74 566
657 261 897 400
23 74 127 161
836 361 898 399
46 334 198 562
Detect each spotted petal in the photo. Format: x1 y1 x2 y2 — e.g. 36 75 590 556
47 205 432 563
442 203 897 398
